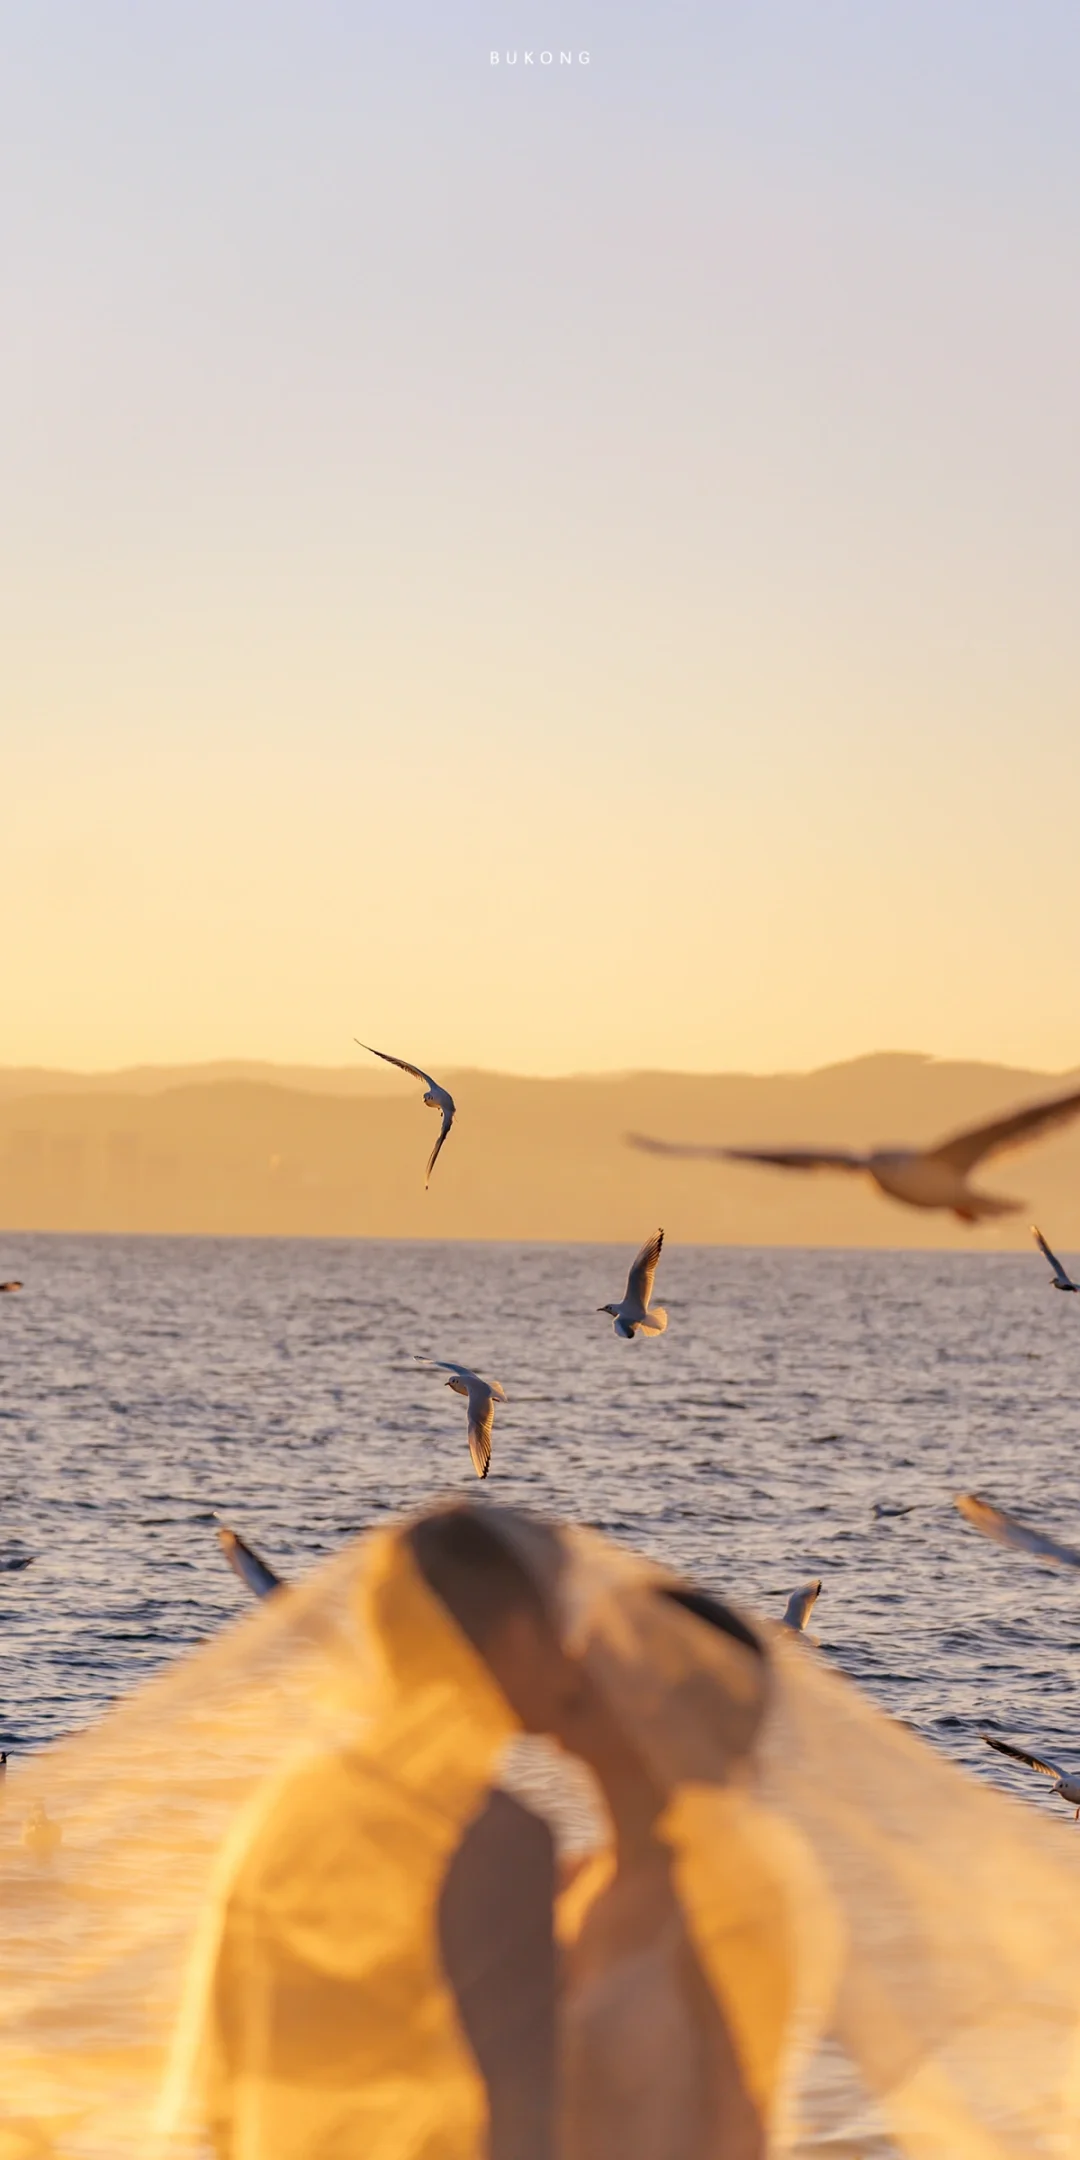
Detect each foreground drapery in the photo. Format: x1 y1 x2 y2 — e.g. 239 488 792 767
1 1504 1079 2159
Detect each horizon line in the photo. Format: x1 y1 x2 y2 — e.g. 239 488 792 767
1 1048 1080 1087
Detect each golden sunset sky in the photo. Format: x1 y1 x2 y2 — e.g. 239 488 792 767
3 4 1079 1077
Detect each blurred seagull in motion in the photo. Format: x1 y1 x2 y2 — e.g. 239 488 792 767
982 1734 1080 1819
416 1358 505 1479
1032 1225 1079 1292
216 1522 285 1601
782 1580 822 1632
628 1085 1080 1223
598 1228 668 1339
955 1493 1080 1571
355 1041 456 1186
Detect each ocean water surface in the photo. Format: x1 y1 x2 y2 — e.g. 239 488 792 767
1 1234 1079 1815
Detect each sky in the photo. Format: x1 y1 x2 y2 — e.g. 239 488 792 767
2 1 1079 1077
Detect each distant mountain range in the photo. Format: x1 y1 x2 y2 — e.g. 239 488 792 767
0 1060 412 1098
1 1053 1078 1245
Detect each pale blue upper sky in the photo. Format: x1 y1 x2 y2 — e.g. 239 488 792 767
3 3 1079 1072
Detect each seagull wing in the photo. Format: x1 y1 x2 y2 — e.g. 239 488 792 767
425 1101 455 1186
626 1134 865 1170
626 1227 664 1307
1032 1224 1073 1287
955 1493 1080 1570
982 1734 1063 1781
782 1580 822 1630
722 1145 867 1172
466 1382 495 1479
626 1132 730 1161
415 1356 478 1384
928 1087 1080 1175
217 1525 284 1601
355 1040 435 1090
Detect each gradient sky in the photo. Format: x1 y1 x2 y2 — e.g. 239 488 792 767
3 2 1080 1075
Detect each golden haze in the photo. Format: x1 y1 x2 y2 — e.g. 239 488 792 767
2 1053 1080 1247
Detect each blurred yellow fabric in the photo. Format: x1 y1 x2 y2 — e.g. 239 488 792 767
0 1505 1079 2159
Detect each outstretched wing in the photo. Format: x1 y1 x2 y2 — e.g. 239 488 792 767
723 1146 867 1173
355 1040 434 1089
627 1133 864 1172
467 1387 495 1479
216 1524 284 1601
929 1087 1080 1175
626 1227 663 1307
982 1734 1062 1781
425 1102 455 1186
416 1355 477 1384
416 1355 503 1401
1032 1224 1073 1286
955 1493 1080 1571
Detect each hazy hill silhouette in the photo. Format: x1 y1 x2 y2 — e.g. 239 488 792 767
2 1053 1079 1245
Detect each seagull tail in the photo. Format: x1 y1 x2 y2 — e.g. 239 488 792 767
637 1307 668 1336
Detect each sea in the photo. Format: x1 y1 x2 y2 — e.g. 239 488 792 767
2 1233 1079 1817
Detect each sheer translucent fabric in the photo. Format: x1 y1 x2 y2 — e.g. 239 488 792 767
1 1505 1079 2160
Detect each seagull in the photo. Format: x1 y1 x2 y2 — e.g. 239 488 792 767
982 1735 1080 1819
955 1493 1080 1571
0 1281 22 1293
782 1580 822 1631
415 1357 505 1478
628 1084 1080 1223
216 1523 284 1600
597 1229 668 1339
1032 1225 1079 1292
355 1041 456 1186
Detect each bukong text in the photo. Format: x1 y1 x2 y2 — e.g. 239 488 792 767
490 51 590 65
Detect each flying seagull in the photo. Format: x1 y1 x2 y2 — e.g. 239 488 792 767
355 1041 456 1186
416 1357 505 1478
216 1523 284 1601
0 1281 22 1293
627 1085 1080 1223
955 1493 1080 1571
597 1229 668 1340
1032 1225 1079 1292
982 1734 1080 1819
782 1580 822 1632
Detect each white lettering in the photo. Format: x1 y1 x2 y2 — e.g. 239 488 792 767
579 50 590 63
506 50 517 62
524 50 534 63
490 50 499 62
540 50 552 64
560 50 572 63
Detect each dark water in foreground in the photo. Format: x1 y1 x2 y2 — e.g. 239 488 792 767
1 1234 1079 1817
